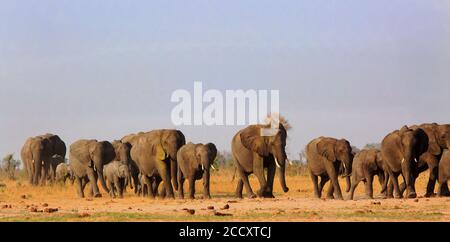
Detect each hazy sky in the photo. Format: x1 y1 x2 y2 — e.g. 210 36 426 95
1 0 449 160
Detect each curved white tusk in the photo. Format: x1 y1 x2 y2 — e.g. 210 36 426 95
414 158 418 163
32 159 35 164
343 162 347 169
201 164 205 171
274 157 281 168
401 158 405 164
211 164 217 170
93 165 97 172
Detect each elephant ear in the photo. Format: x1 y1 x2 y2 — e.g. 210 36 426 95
240 126 269 157
152 142 168 161
428 127 441 155
317 138 336 162
206 143 217 161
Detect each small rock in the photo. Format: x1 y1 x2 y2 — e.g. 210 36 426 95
29 207 38 212
85 198 93 201
214 211 232 217
128 207 132 210
137 208 143 211
42 203 49 207
185 209 195 215
414 198 419 202
1 205 8 209
371 201 381 205
20 195 27 199
227 200 238 203
207 206 215 210
44 208 58 213
78 213 90 218
221 204 230 210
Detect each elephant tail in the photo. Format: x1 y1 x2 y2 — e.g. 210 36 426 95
231 167 237 182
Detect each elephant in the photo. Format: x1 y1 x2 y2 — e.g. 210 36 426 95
438 149 450 197
55 163 75 184
112 140 140 194
130 129 186 199
407 123 450 197
48 154 66 183
103 160 133 198
177 142 217 199
231 123 289 199
381 125 428 199
349 149 388 200
306 137 353 200
20 134 66 185
69 139 116 198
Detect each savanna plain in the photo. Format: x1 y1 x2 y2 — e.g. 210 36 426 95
0 167 448 222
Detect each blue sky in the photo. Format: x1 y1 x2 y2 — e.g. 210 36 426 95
1 0 449 159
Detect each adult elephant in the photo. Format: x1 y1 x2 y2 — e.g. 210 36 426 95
130 129 186 199
381 126 428 199
20 134 66 185
231 123 289 199
69 140 116 198
306 137 353 200
177 142 217 199
408 123 450 197
349 149 387 200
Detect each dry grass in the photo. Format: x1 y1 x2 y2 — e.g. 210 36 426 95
0 167 449 222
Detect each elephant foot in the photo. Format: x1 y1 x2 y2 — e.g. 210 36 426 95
407 191 417 199
235 193 243 199
94 193 102 198
424 192 435 198
326 195 334 199
247 193 257 199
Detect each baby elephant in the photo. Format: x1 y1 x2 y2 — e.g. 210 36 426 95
438 149 450 197
55 163 75 184
103 161 133 198
349 149 387 200
177 142 217 199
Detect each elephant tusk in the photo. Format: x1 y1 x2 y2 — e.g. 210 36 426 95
414 158 418 163
343 162 347 169
201 164 205 171
32 160 35 164
287 159 293 166
274 157 281 168
211 164 217 170
401 158 405 164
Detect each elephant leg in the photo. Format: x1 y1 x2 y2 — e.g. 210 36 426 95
76 177 85 198
365 175 374 199
326 183 335 199
326 163 343 200
318 175 329 198
157 163 175 199
86 168 101 197
425 166 438 197
178 176 185 199
388 170 402 199
40 162 49 186
107 180 115 198
114 177 123 198
349 178 359 201
188 178 195 200
264 161 275 198
401 161 416 199
236 167 256 199
235 179 244 199
253 156 267 198
142 175 154 198
309 170 320 199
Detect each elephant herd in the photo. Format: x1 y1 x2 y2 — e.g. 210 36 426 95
19 122 450 201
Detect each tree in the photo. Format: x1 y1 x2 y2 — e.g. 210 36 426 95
1 153 20 180
363 143 381 150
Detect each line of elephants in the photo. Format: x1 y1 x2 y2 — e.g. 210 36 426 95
20 122 450 200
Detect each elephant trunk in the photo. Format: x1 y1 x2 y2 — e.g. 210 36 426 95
97 168 110 193
345 175 351 193
170 158 178 191
277 164 289 193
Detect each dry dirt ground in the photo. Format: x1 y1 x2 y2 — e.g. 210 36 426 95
0 171 449 221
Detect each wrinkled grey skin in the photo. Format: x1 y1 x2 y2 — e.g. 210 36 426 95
349 149 387 200
55 163 75 185
103 160 133 198
21 134 66 186
381 126 429 199
438 150 450 197
69 140 116 198
306 137 353 200
177 142 217 199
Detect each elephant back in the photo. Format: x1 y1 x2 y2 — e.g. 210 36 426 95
69 139 96 163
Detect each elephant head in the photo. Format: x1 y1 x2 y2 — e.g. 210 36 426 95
317 137 353 177
398 126 429 165
435 124 450 150
112 141 131 163
117 162 133 189
31 137 52 185
157 130 186 190
89 141 116 193
240 123 289 193
195 143 218 172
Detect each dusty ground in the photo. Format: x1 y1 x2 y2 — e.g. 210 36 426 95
0 170 449 221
